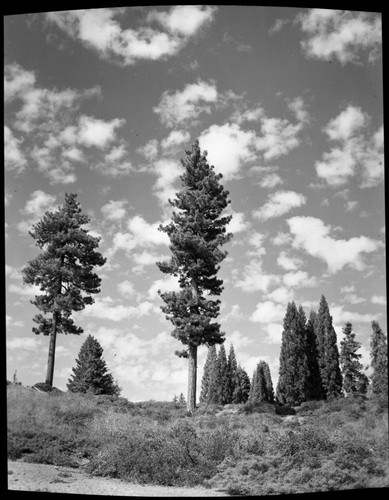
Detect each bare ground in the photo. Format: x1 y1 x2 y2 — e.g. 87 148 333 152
7 460 229 496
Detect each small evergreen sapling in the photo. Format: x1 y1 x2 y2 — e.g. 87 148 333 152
67 335 120 395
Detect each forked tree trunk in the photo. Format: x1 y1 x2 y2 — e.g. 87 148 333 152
187 344 197 413
45 311 58 386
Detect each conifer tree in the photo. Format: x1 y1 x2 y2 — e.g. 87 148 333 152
314 295 342 399
340 322 369 396
200 344 218 404
217 344 230 404
22 193 106 386
227 344 239 403
277 302 309 405
370 321 388 397
157 140 232 413
67 335 120 395
260 360 275 403
233 365 250 404
306 310 325 400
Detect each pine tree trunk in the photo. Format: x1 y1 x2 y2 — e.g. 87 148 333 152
187 344 197 413
45 311 58 386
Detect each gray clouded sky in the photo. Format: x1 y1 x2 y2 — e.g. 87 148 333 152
5 6 385 400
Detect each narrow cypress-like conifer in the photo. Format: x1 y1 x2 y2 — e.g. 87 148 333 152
314 295 342 399
370 321 388 397
260 360 275 403
227 344 239 403
306 310 325 400
233 365 250 403
340 322 369 396
217 344 230 404
277 302 309 405
200 344 218 403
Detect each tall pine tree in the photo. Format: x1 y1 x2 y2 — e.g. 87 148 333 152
277 302 309 406
314 295 342 399
340 322 369 396
157 140 232 413
67 335 120 395
370 321 388 397
23 193 106 386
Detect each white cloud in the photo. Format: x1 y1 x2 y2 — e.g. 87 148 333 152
160 130 190 150
221 304 243 322
253 190 306 220
4 63 36 102
6 315 24 328
324 105 367 141
287 216 382 273
151 158 183 206
101 199 128 222
226 211 250 235
297 9 382 65
47 7 215 66
17 190 58 234
282 270 317 288
4 126 28 174
117 280 136 299
235 260 276 293
263 323 284 344
136 139 159 161
82 296 160 322
267 287 292 304
132 251 167 274
148 275 180 300
78 116 125 148
331 304 378 324
107 215 170 260
250 300 285 323
199 122 258 180
371 295 386 305
148 5 216 37
7 337 41 351
277 251 303 271
154 80 218 127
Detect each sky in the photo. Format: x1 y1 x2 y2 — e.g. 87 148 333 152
4 5 385 402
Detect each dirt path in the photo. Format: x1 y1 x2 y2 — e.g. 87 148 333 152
7 460 229 496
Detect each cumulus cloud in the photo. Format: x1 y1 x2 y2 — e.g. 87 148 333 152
315 106 384 188
7 336 41 351
154 80 218 128
82 296 160 322
253 190 306 220
235 259 279 293
148 275 181 300
101 199 129 222
277 251 303 271
160 130 190 150
287 215 382 273
17 190 57 234
150 158 183 206
107 215 170 260
296 9 382 65
4 126 28 174
250 300 285 323
371 295 386 305
47 6 216 66
5 62 131 183
199 122 258 180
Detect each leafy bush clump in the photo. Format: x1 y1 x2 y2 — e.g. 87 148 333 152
86 418 237 486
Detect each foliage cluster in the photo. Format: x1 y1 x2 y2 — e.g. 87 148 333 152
7 384 389 495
